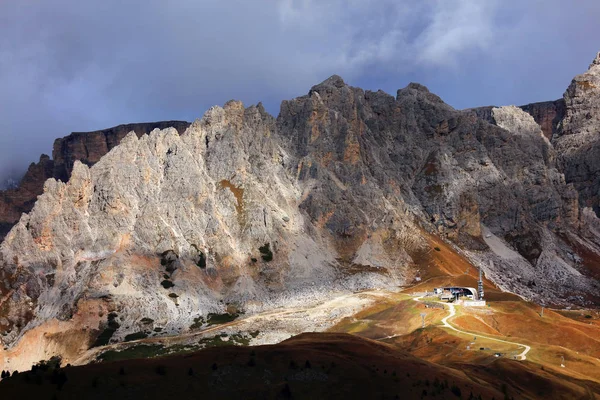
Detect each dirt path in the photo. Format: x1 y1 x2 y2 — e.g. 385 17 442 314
414 296 531 360
73 289 385 365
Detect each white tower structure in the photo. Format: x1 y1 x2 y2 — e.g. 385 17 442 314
478 263 486 300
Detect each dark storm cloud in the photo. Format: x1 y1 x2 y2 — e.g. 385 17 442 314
1 0 599 185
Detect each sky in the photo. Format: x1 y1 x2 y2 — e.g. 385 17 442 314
1 0 599 185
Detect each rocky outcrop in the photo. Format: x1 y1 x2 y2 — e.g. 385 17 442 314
468 105 495 125
0 121 190 242
553 52 600 216
52 121 190 182
0 155 54 239
0 99 420 369
520 99 565 141
464 53 600 298
469 100 565 141
473 53 600 218
1 58 600 369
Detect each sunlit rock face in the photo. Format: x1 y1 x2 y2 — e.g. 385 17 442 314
554 52 600 217
1 55 600 370
0 121 191 243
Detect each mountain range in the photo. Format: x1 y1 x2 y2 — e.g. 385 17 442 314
0 51 599 378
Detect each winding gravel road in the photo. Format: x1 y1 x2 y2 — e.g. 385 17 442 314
414 296 531 360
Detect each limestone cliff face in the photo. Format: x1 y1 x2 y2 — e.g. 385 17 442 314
474 54 600 218
464 53 600 307
0 121 190 242
0 100 420 368
0 155 54 239
52 121 190 182
519 99 565 141
1 59 600 369
470 100 565 142
554 52 600 216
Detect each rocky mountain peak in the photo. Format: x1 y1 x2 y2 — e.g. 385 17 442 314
310 74 347 92
396 82 451 111
590 51 600 69
405 82 430 93
558 50 600 135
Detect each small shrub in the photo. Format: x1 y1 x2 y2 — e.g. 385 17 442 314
305 360 311 369
259 243 273 262
169 293 179 298
93 326 117 347
585 315 592 319
434 247 441 252
155 365 167 376
251 257 257 263
196 252 206 269
119 367 125 375
451 385 462 397
34 356 62 372
188 367 194 376
211 363 218 371
190 316 205 330
206 312 239 325
124 332 148 342
247 358 256 367
161 280 174 289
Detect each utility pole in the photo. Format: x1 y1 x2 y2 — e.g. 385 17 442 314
540 301 545 317
420 313 427 329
